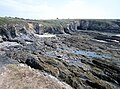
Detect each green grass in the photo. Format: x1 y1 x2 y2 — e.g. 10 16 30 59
0 17 10 25
38 19 73 28
0 17 74 29
0 16 118 29
0 17 24 25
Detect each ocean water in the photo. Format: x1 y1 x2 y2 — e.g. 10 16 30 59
74 50 111 59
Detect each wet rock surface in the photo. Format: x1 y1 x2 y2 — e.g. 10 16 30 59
0 19 120 89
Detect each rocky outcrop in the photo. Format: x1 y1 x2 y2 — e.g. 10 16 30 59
40 20 120 34
0 17 120 89
0 19 120 39
39 20 120 34
77 20 120 33
4 33 120 89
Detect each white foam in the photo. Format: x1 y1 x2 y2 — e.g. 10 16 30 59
0 42 20 48
34 34 56 38
26 42 32 44
116 34 120 37
111 40 119 43
94 39 107 43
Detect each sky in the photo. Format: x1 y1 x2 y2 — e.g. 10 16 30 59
0 0 120 19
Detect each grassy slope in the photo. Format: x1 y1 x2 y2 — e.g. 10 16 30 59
0 17 25 25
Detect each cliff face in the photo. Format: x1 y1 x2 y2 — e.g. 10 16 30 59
0 18 120 40
0 22 42 43
77 20 120 33
39 20 120 34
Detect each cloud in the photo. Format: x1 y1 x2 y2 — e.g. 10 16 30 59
0 0 119 19
0 0 54 19
57 0 107 19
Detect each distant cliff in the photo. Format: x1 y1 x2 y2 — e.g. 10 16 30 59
77 19 120 33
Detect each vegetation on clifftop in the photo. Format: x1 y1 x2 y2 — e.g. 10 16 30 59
0 17 25 25
0 17 120 33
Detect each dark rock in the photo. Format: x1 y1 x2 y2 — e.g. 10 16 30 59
91 71 117 85
18 28 27 35
0 27 10 39
92 60 120 73
44 41 57 48
25 56 44 70
0 36 3 42
7 25 17 38
35 23 40 34
77 20 120 33
86 80 106 89
92 59 120 85
64 28 72 34
0 55 18 68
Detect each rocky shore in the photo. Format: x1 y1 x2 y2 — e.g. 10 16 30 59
0 17 120 89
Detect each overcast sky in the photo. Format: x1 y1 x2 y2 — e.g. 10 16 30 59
0 0 120 19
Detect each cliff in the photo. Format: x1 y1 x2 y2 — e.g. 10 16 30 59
0 17 120 37
0 17 120 89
